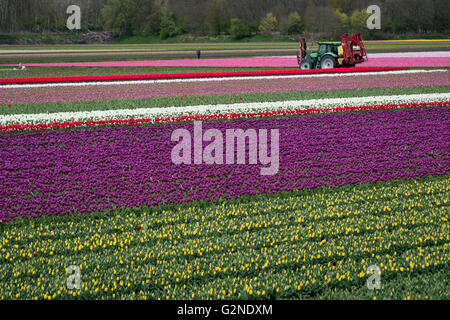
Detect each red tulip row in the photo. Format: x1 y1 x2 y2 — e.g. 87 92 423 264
1 100 448 133
0 67 407 84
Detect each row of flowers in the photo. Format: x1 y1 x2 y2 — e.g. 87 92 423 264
1 100 449 133
1 105 448 222
2 93 449 126
1 174 448 299
0 67 407 84
2 69 447 105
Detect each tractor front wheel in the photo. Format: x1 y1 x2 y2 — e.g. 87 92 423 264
320 56 336 69
300 60 312 70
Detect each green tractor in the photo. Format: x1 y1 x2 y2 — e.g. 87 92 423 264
297 33 367 69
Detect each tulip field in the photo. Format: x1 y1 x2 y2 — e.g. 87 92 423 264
0 53 449 300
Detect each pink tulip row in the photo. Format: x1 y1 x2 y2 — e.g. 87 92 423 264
1 53 448 68
2 70 447 105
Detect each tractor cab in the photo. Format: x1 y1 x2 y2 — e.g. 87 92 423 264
299 41 341 69
317 42 339 56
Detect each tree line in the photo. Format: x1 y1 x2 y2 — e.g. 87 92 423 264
0 0 448 39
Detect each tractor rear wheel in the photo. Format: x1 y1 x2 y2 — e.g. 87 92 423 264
320 56 336 69
300 60 312 70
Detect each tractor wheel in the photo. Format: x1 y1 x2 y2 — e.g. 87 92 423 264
300 60 312 70
320 56 336 69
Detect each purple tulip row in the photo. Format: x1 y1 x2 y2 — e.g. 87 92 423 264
0 106 449 223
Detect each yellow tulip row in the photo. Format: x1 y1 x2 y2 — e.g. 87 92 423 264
0 174 448 299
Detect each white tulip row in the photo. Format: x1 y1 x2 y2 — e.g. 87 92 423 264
1 93 449 126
